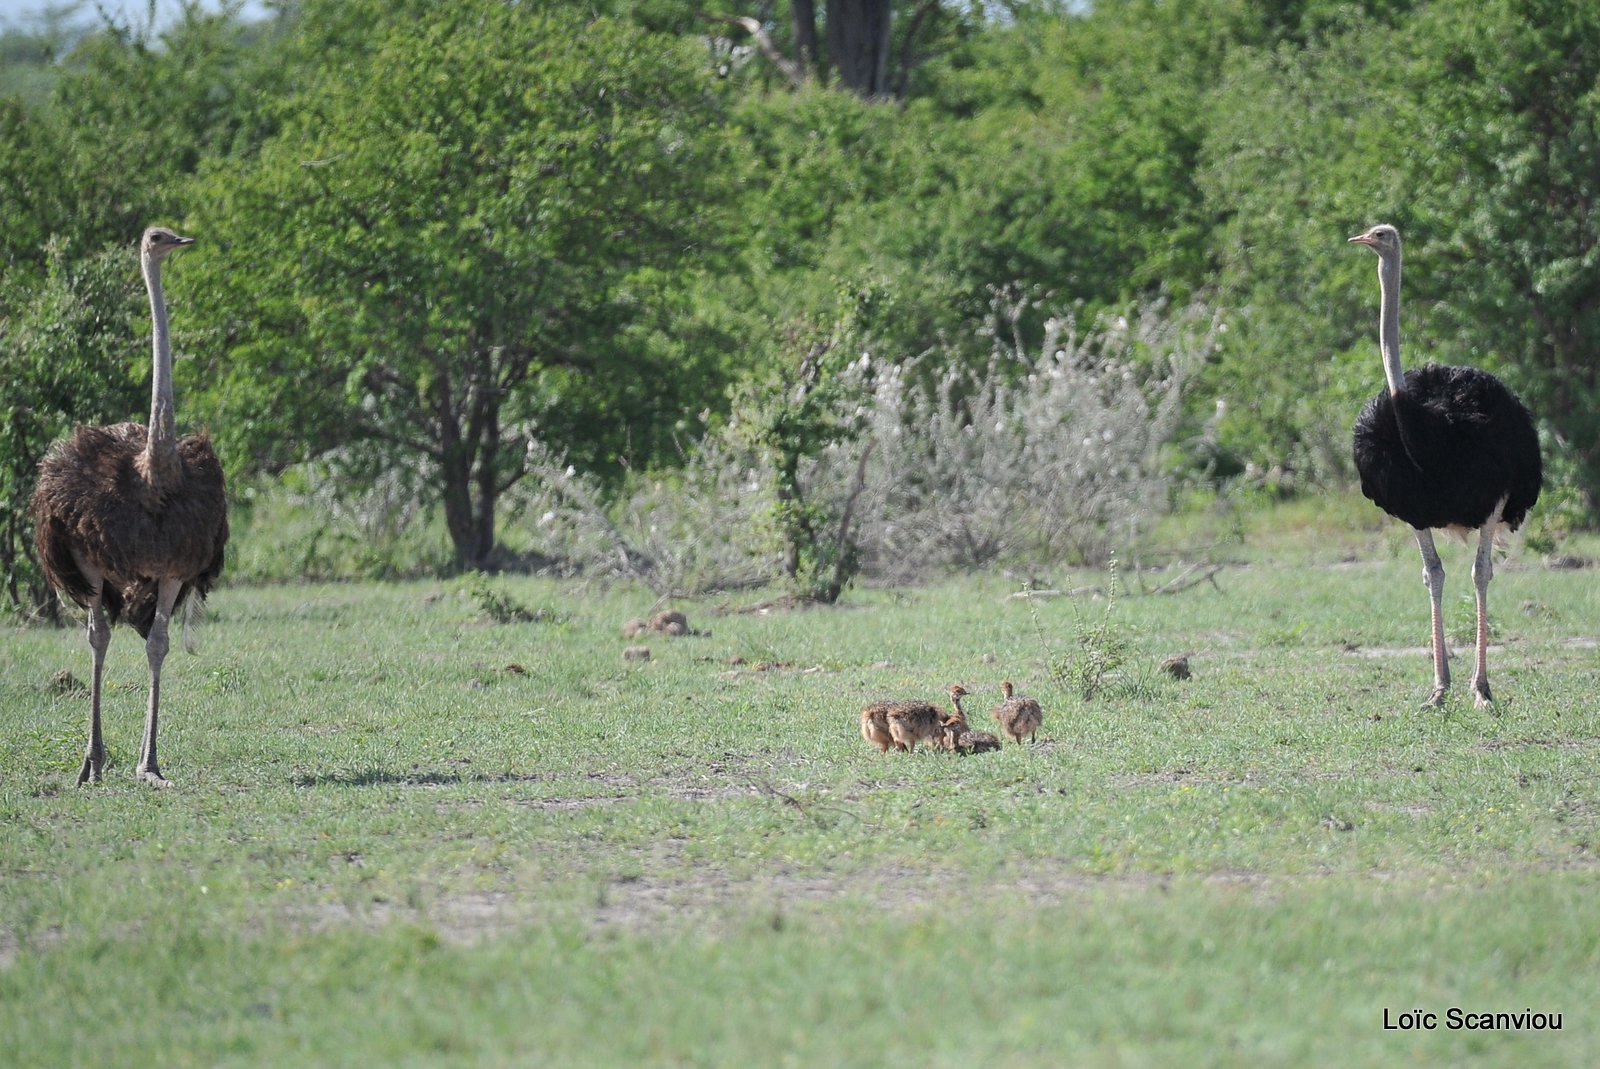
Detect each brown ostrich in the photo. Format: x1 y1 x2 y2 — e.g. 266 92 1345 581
939 688 1001 755
859 698 910 754
946 724 1002 755
887 684 969 753
31 226 227 788
991 680 1044 745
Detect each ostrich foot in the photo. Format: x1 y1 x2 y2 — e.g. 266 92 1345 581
1421 686 1449 709
76 749 104 785
136 765 172 790
1471 678 1493 709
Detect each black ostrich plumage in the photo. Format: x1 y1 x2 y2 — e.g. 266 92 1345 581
1353 362 1542 533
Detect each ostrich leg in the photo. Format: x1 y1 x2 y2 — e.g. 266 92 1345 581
1415 529 1450 707
1469 500 1507 708
79 597 111 785
136 578 183 788
71 555 111 785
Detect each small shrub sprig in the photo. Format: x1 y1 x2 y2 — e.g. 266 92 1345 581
467 574 562 625
1027 560 1146 702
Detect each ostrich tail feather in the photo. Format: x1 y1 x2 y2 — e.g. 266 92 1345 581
182 593 206 654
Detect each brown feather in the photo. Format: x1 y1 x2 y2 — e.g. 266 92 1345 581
862 699 929 753
991 681 1044 745
32 422 227 637
885 700 946 751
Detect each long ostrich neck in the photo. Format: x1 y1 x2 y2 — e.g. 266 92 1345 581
143 250 180 484
1377 252 1404 396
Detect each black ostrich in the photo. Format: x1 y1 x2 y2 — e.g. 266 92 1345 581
1349 224 1541 708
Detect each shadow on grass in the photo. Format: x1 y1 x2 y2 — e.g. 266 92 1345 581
292 768 549 788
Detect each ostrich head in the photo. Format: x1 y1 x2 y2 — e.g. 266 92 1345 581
999 680 1015 698
141 226 195 262
1348 223 1400 260
948 684 968 701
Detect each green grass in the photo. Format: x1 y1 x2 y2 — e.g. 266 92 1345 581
3 519 1600 1066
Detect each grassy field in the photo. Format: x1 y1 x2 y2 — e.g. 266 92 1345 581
2 510 1599 1067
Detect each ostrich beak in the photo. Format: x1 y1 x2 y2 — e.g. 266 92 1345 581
1348 232 1375 246
174 236 197 247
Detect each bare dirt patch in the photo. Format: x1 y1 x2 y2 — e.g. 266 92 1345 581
287 861 1291 947
1477 736 1600 753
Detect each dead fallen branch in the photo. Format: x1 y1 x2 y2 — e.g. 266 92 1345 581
1147 562 1224 596
1006 586 1103 601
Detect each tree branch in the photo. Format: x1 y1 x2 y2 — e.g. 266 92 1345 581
894 0 940 100
707 14 806 88
825 438 876 603
1147 561 1225 596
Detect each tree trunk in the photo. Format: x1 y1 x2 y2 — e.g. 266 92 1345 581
471 396 500 569
440 458 499 572
825 0 891 97
791 0 820 77
819 439 874 605
440 447 479 572
435 360 503 572
434 365 480 572
892 0 939 99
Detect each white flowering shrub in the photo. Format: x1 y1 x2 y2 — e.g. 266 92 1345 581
239 447 450 580
517 297 1220 592
285 448 433 546
511 435 778 595
854 296 1221 576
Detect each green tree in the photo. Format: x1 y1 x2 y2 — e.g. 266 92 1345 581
1193 0 1600 508
0 97 63 280
184 0 734 569
6 6 290 269
0 240 144 614
0 4 305 610
1196 10 1417 483
1408 0 1600 503
732 289 877 603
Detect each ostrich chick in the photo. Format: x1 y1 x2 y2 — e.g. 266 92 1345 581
991 680 1044 745
936 685 1000 754
885 684 970 753
941 711 1001 755
861 699 915 754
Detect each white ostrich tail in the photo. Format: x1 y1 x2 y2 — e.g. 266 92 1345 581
1440 523 1513 551
182 593 207 654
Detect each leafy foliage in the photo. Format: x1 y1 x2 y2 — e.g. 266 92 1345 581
1195 12 1415 485
466 573 562 625
182 0 735 569
1406 0 1600 500
0 239 144 615
3 0 1598 599
731 292 880 603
